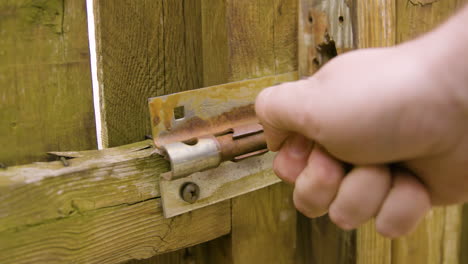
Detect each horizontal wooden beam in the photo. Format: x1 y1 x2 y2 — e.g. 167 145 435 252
0 140 230 263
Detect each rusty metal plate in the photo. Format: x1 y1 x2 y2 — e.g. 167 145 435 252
160 152 280 218
148 72 298 150
149 72 298 217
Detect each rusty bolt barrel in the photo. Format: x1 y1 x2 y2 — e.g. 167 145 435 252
161 123 267 180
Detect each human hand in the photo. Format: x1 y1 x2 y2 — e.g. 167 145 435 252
255 43 468 237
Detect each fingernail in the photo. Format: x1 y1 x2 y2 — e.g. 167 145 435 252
287 135 313 158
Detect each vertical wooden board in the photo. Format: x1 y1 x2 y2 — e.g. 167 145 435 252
0 0 96 166
95 0 205 147
392 206 462 264
460 205 468 264
201 0 229 87
163 0 203 94
94 0 164 147
443 206 463 264
355 0 396 48
392 208 446 264
353 1 396 263
396 0 466 43
274 0 298 74
231 183 297 263
225 0 275 80
308 215 356 264
357 221 391 264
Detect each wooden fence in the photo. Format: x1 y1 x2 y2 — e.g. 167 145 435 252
1 0 467 263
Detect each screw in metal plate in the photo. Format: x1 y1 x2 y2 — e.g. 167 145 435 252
180 182 200 204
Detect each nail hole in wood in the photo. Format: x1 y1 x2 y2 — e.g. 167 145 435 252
339 16 344 23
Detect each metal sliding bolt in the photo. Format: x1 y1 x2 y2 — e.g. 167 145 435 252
180 182 200 204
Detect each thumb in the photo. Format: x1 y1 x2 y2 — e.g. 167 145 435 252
255 78 322 151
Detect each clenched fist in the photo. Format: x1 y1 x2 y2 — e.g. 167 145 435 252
255 6 468 238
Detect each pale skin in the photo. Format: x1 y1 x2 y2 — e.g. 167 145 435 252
255 5 468 238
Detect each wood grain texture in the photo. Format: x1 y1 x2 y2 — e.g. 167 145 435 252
0 141 161 231
355 0 396 48
274 0 298 74
0 141 230 263
392 208 447 264
230 183 297 263
308 215 356 264
396 0 466 43
94 0 163 147
460 205 468 264
94 0 203 148
353 1 396 263
201 0 229 87
443 206 463 264
357 220 391 264
0 0 96 166
394 2 465 264
0 197 229 264
226 0 275 80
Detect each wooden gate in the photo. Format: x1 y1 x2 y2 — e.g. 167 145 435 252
1 0 467 263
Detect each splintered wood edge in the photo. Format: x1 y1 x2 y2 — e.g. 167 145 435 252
0 140 230 263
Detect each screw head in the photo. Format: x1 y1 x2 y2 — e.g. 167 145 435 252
180 182 200 203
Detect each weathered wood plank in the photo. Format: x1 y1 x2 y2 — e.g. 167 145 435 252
392 208 447 264
274 0 298 74
93 0 165 147
226 0 275 80
0 197 230 264
357 220 391 264
201 0 229 87
0 140 161 232
307 215 356 264
460 205 468 264
396 0 466 43
231 183 297 263
443 206 463 264
391 206 462 264
0 140 230 264
355 0 396 48
0 0 96 166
